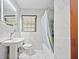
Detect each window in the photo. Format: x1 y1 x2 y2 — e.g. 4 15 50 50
4 15 16 26
22 15 37 32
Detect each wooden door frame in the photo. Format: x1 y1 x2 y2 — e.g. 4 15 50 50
70 0 78 59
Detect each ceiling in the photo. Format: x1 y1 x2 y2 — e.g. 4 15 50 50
3 0 15 13
16 0 54 9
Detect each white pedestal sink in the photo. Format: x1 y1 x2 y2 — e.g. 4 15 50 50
1 38 24 59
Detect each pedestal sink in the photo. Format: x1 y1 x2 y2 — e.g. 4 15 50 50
1 38 24 59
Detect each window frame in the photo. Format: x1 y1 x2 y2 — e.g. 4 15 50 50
22 15 37 32
4 15 16 26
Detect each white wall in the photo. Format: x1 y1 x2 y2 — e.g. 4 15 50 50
2 8 54 51
20 9 54 50
20 9 44 50
0 0 20 59
16 0 54 9
3 0 21 38
54 0 71 59
0 24 9 59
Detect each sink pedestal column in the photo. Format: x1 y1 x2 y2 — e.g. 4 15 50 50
9 45 18 59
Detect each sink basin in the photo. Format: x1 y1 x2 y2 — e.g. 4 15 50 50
2 38 24 46
1 38 24 59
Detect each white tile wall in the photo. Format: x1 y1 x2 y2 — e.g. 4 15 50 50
54 0 71 59
20 9 54 50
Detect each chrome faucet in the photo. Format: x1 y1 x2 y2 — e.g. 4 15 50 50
10 29 16 40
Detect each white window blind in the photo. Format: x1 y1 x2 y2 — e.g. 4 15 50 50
4 16 16 26
22 15 37 32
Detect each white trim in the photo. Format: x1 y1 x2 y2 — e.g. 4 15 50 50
1 0 4 21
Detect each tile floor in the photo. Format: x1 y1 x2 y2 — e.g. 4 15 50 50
19 44 54 59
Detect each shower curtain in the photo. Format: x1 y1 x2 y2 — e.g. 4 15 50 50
41 11 52 50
